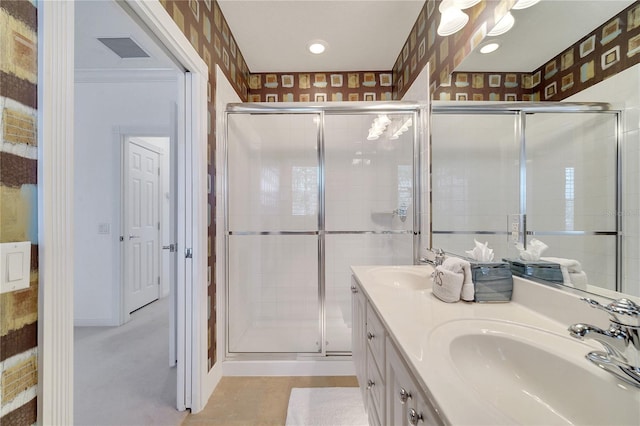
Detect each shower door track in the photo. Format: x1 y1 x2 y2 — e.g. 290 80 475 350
223 102 428 360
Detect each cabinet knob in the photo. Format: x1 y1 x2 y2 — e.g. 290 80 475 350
367 380 375 389
350 285 358 293
367 332 375 340
408 408 424 425
399 387 411 404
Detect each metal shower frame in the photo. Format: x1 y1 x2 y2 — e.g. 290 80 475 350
222 101 429 359
430 101 623 292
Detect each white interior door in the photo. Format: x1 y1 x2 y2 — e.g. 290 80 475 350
125 138 161 313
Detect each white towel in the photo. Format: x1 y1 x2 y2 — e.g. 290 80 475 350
442 257 474 301
541 257 583 273
432 265 464 303
569 271 588 289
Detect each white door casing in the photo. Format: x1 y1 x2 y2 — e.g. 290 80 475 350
125 138 161 313
38 0 210 422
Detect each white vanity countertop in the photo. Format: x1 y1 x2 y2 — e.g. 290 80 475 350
350 264 636 425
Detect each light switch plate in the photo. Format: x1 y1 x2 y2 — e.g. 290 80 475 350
1 241 31 294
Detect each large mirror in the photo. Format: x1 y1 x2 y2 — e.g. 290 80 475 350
429 0 639 299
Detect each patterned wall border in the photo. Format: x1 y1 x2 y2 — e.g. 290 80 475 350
531 2 640 102
393 0 514 100
247 71 394 102
432 2 640 102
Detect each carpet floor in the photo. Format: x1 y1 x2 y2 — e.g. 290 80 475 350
74 297 187 426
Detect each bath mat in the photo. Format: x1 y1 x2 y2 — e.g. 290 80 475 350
285 387 368 426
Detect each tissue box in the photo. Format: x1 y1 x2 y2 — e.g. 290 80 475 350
503 258 564 283
470 262 513 303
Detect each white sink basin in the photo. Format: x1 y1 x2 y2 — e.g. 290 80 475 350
366 265 432 290
429 319 640 425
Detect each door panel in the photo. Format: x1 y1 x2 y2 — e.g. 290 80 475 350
226 113 321 354
126 139 161 312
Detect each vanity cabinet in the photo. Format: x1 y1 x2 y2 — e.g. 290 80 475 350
352 277 442 426
386 339 441 426
351 277 367 401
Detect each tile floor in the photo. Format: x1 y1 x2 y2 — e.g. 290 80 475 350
181 376 359 425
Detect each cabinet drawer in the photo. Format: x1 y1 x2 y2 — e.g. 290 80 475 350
366 303 386 372
366 345 385 422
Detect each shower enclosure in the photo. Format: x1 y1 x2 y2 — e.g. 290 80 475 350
224 102 427 357
430 102 622 292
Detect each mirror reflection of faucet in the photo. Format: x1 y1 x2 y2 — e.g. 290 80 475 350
392 204 408 222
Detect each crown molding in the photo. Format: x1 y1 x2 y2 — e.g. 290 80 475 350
74 68 179 83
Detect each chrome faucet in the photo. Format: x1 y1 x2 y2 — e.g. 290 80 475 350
568 297 640 388
420 248 445 267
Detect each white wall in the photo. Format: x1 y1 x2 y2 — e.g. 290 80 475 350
74 77 178 325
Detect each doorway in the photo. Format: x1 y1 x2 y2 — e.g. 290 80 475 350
39 0 210 422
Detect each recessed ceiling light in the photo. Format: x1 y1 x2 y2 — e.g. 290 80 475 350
479 42 500 54
308 40 327 55
488 11 515 36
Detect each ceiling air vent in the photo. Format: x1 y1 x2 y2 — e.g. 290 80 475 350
97 37 150 59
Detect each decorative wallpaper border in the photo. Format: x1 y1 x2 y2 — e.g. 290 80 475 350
530 1 640 102
393 0 514 100
431 1 640 102
247 71 394 102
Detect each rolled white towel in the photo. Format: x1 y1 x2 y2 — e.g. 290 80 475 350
442 257 474 301
569 271 588 290
541 257 583 273
432 265 464 303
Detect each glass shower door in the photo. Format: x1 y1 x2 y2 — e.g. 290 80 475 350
526 112 618 290
431 113 520 260
226 113 321 353
323 113 416 353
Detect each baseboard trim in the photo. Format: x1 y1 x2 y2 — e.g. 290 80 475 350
222 359 355 377
73 318 118 327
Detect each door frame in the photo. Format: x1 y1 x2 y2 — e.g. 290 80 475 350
37 0 209 422
122 135 164 319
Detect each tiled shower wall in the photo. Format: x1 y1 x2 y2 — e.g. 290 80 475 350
0 1 38 424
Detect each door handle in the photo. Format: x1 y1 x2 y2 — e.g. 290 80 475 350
128 235 140 240
163 244 176 252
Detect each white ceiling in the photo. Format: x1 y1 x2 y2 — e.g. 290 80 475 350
74 0 636 78
217 0 425 72
74 0 178 72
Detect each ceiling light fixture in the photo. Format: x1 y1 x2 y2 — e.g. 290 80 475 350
479 42 500 54
488 12 515 36
437 0 469 37
307 40 327 55
512 0 541 10
453 0 482 9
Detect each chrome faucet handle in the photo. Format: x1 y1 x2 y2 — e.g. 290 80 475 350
581 297 640 327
